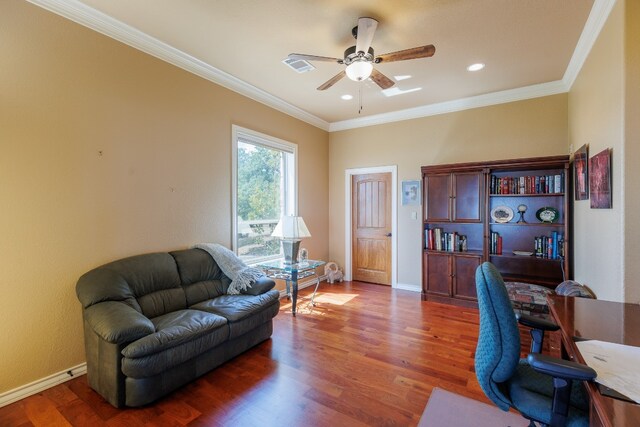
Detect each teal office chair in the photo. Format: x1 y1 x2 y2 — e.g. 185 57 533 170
474 262 596 427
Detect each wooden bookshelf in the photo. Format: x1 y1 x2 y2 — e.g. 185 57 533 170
421 155 570 307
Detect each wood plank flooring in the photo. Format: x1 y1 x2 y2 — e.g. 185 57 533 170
1 281 512 426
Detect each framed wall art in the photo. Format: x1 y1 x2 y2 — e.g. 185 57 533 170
589 148 612 209
574 144 589 200
401 180 421 206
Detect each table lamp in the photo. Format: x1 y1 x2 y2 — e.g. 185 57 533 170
271 215 311 264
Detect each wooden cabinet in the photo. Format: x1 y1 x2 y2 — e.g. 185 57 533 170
452 254 482 299
423 252 481 307
421 156 571 307
422 167 485 306
424 252 450 296
424 172 482 222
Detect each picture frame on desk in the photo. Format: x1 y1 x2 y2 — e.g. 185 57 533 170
401 180 421 206
574 144 589 200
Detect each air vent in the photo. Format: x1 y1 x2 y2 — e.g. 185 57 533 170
282 57 315 73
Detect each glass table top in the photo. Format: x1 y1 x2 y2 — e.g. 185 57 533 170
256 259 325 272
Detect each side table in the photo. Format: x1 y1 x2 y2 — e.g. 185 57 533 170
257 259 325 316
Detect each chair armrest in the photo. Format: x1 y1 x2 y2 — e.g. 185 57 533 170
516 313 560 331
84 301 155 345
527 353 597 381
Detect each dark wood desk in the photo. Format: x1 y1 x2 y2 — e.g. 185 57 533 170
547 295 640 427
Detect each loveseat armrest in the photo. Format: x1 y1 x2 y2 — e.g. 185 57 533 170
84 301 155 345
242 276 276 296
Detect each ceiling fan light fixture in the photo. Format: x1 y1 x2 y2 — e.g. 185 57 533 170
345 60 373 82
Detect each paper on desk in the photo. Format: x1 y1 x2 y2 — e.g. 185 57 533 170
575 339 640 403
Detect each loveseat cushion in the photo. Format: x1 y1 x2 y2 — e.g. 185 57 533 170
190 290 280 338
121 309 228 378
85 301 155 344
77 268 139 310
171 249 232 304
77 252 186 318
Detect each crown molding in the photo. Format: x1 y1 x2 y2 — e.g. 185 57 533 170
329 80 568 132
26 0 330 131
27 0 614 134
562 0 617 89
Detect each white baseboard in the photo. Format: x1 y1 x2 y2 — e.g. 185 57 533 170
0 363 87 408
394 283 422 292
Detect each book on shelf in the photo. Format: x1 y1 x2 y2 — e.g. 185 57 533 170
490 173 564 195
534 233 564 259
490 231 502 255
425 227 468 252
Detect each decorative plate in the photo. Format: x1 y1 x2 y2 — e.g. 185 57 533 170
536 207 559 223
513 250 534 256
491 206 514 223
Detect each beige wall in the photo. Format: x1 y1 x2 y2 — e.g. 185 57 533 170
0 1 328 394
624 0 640 303
329 95 569 288
568 0 627 302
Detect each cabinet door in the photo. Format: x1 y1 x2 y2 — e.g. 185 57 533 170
425 174 452 222
452 172 482 222
424 252 451 296
452 254 481 300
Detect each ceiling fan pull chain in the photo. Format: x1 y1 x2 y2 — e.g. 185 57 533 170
358 84 363 114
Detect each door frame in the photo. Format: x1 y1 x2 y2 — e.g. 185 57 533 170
344 165 397 287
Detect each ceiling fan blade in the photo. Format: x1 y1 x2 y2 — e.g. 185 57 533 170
370 68 395 90
355 17 378 55
288 53 343 63
375 44 436 63
317 71 346 91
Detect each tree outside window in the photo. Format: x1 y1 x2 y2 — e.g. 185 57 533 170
233 127 296 263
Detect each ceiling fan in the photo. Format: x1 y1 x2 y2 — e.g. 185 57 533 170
287 17 435 91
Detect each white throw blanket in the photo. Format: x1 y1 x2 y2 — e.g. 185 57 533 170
193 243 265 295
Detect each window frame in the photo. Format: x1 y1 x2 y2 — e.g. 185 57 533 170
231 125 298 263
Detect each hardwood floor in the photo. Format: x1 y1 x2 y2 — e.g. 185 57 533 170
1 281 497 427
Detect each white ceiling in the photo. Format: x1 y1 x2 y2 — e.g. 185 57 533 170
33 0 611 131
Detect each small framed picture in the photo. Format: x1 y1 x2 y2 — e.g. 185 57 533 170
589 148 612 209
402 180 421 206
574 144 589 200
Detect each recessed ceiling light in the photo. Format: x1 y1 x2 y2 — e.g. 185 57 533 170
394 75 412 81
341 94 353 100
467 63 485 72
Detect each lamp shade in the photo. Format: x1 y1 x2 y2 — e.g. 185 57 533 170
345 60 373 82
271 215 311 240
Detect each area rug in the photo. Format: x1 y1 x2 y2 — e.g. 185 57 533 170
418 388 529 427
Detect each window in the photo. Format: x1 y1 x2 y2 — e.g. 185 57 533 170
232 125 297 263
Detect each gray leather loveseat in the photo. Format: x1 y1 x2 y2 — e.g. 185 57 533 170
76 248 279 407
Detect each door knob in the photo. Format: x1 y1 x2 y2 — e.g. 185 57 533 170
386 232 392 237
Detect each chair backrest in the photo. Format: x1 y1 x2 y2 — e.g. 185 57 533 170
474 262 521 411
